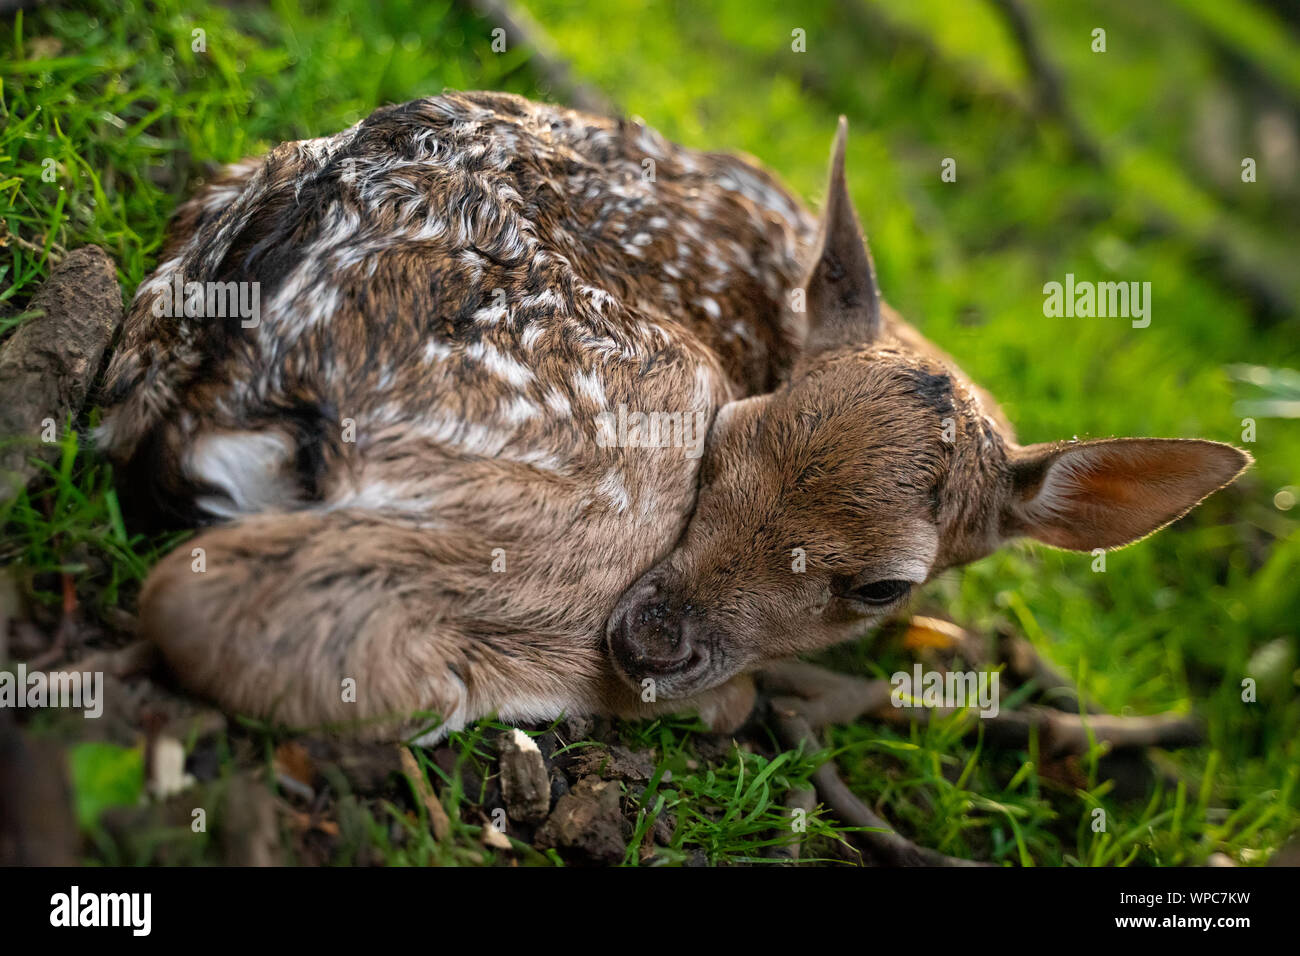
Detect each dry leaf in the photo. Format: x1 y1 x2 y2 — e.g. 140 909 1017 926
481 822 512 851
903 615 968 651
273 741 315 788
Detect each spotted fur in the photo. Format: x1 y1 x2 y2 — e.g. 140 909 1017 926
98 94 1249 738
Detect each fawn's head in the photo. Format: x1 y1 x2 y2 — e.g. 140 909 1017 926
607 119 1251 700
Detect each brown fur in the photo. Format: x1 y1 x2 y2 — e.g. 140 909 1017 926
97 95 1249 739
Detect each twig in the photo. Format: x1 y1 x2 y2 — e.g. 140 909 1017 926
759 661 987 866
985 0 1102 164
0 245 123 505
399 746 452 841
0 222 67 264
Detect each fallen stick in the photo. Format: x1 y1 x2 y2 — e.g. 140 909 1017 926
399 746 452 841
0 245 123 504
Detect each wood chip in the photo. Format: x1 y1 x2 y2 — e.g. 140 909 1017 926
498 727 551 822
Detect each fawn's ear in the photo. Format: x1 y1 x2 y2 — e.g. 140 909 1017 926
801 116 881 357
1002 438 1251 551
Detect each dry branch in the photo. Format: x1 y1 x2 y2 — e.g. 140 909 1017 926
0 245 123 504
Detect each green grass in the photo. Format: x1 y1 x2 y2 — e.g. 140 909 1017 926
1 422 173 614
3 0 1298 866
613 715 855 865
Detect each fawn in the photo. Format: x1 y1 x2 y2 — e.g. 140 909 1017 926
97 91 1249 742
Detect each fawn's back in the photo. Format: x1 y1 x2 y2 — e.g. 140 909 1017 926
101 91 813 516
97 94 1248 737
96 92 826 731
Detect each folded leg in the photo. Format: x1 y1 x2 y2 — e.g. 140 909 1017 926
139 509 600 739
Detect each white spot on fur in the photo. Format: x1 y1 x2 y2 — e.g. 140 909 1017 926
473 303 509 326
523 288 565 311
187 430 297 516
572 369 607 409
507 448 568 473
599 469 631 513
423 339 453 364
521 323 545 350
581 285 616 313
467 341 535 388
544 389 573 418
412 414 512 457
501 396 540 425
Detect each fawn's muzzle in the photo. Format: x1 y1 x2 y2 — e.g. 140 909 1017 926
606 575 709 692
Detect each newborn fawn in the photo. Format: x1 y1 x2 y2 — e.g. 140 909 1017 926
98 91 1248 744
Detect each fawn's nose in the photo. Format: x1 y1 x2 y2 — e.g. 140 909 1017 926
607 578 704 681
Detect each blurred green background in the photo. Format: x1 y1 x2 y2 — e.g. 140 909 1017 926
2 0 1297 865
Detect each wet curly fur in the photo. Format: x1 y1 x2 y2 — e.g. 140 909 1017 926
97 92 1248 739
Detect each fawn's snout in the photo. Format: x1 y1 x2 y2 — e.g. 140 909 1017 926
604 116 1251 708
607 574 712 694
99 94 1253 741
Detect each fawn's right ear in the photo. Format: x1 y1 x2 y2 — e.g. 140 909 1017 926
801 116 882 357
1001 437 1251 551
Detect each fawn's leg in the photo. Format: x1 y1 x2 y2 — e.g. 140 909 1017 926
758 659 984 866
875 701 1203 755
140 509 597 739
759 635 1203 865
600 672 759 734
897 626 1204 754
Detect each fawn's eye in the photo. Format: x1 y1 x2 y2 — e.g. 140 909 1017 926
847 579 911 606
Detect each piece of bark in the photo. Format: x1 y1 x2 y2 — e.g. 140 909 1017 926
498 727 551 823
0 245 122 503
147 736 197 801
534 775 626 865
